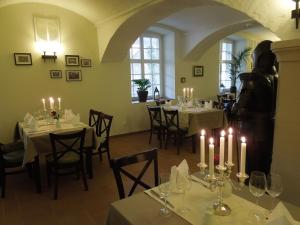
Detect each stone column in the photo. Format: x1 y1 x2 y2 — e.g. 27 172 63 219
271 39 300 206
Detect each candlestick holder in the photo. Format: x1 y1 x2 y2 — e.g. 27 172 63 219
197 162 207 177
236 172 249 187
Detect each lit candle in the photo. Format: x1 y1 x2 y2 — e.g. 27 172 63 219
58 97 61 110
200 129 205 164
240 137 247 175
228 128 233 164
219 130 225 167
42 98 46 111
49 97 54 110
183 88 186 98
191 88 193 99
209 137 214 177
187 88 189 98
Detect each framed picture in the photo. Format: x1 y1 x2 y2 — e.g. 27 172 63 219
65 55 80 66
50 70 62 79
81 58 92 67
66 70 82 81
193 65 204 77
180 77 186 83
14 53 32 65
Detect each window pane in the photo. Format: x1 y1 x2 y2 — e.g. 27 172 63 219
153 63 160 73
130 48 140 59
132 38 140 48
143 37 151 48
144 49 151 60
131 63 141 74
153 74 160 84
152 49 159 60
132 74 142 80
152 38 159 49
144 63 152 75
145 75 152 81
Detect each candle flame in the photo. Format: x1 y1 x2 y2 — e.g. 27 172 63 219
221 130 226 137
42 98 45 103
58 97 61 101
228 127 233 134
209 137 214 144
241 136 246 143
201 129 205 136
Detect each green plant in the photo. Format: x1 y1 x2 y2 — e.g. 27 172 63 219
229 47 252 88
132 78 151 92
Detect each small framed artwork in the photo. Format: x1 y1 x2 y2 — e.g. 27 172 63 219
193 65 204 77
81 58 92 67
180 77 186 83
50 70 62 79
65 55 80 66
66 70 82 81
14 53 32 65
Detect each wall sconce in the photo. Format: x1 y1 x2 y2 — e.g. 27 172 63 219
291 0 300 29
42 51 57 62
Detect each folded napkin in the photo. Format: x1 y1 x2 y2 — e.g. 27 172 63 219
267 202 300 225
72 113 81 125
64 109 75 122
24 112 33 124
28 117 38 131
187 100 193 107
204 101 213 109
170 159 190 193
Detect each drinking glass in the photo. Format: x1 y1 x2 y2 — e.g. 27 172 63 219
249 171 266 221
176 172 193 214
158 173 171 217
266 173 283 215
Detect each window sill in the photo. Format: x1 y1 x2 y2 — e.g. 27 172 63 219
131 100 155 104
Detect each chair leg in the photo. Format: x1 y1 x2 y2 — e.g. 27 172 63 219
106 146 111 163
46 161 51 187
164 132 169 149
81 162 88 191
33 156 41 193
0 166 5 198
149 128 153 144
54 174 58 200
98 145 103 161
26 163 33 178
86 150 93 179
76 164 80 180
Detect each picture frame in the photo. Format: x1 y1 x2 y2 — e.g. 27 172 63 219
66 70 82 81
65 55 80 66
81 58 92 67
14 53 32 65
50 70 62 79
180 77 186 83
193 65 204 77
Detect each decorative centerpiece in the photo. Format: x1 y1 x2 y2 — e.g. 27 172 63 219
182 87 193 103
41 97 63 125
197 127 248 216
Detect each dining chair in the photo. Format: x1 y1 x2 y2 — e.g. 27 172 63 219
146 105 165 148
46 128 87 200
162 108 190 155
86 112 113 178
0 140 41 198
110 148 159 199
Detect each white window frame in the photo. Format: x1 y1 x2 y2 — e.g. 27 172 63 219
129 33 162 101
219 39 234 92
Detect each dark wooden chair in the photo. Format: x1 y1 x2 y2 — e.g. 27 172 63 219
163 108 193 155
110 148 159 199
46 128 87 200
146 105 165 148
0 140 41 198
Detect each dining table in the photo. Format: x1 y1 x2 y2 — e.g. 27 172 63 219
18 118 96 190
105 172 300 225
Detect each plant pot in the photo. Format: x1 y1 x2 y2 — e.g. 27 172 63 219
230 86 237 93
137 91 148 102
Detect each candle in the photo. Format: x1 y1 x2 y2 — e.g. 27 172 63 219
209 137 214 177
183 88 186 98
228 128 233 164
240 137 247 175
191 88 193 99
187 88 189 98
49 97 54 110
42 98 46 111
219 130 225 167
200 129 205 164
58 97 61 110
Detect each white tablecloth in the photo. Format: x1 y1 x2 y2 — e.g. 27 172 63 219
19 119 96 166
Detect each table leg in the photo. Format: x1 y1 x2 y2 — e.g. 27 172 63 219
33 156 42 193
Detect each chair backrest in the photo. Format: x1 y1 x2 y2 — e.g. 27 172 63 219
110 148 159 199
98 113 113 140
89 109 102 136
162 108 180 130
146 105 162 127
49 128 86 165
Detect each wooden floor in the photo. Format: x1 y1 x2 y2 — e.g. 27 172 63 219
0 131 225 225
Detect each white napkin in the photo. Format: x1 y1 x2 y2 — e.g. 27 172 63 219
24 112 33 124
169 159 189 193
64 109 75 122
187 100 193 107
204 101 213 109
72 113 81 125
29 117 38 131
267 202 300 225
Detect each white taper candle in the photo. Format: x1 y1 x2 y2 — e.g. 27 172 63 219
200 129 205 164
219 130 225 167
209 138 214 177
228 128 233 164
240 137 247 175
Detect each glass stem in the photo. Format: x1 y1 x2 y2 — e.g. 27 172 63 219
164 196 168 211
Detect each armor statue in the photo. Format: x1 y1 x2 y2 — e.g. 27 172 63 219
232 40 278 176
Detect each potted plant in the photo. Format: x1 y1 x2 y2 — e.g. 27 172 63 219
228 47 252 93
132 78 151 102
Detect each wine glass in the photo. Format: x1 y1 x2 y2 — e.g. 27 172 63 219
249 171 266 221
266 173 283 216
176 173 192 214
158 173 171 217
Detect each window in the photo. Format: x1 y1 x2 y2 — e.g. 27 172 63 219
129 34 161 101
219 40 233 91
